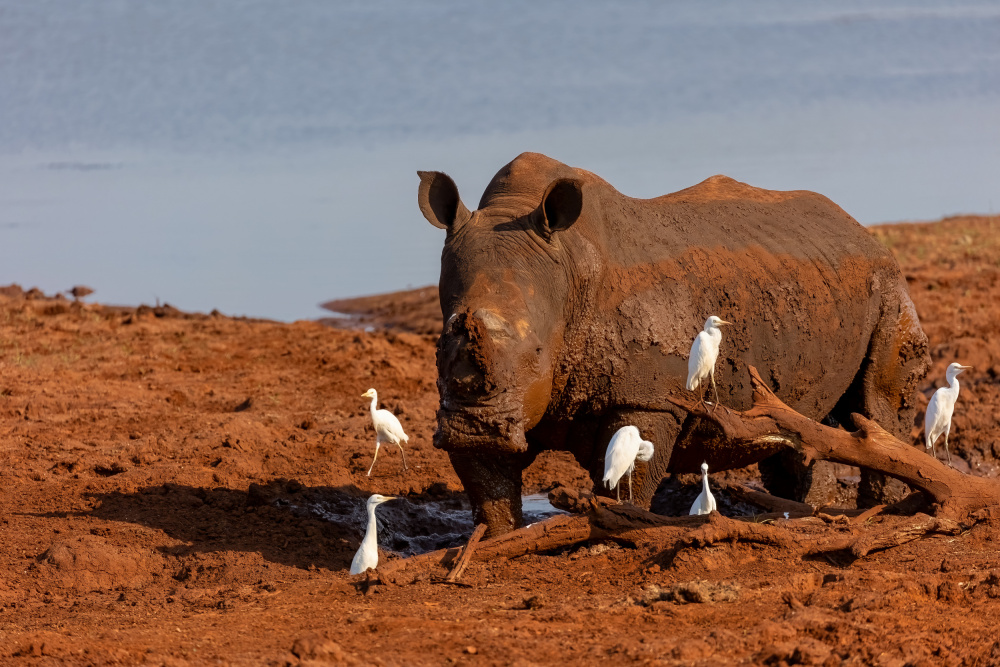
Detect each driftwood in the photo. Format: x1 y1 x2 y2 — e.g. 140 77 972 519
380 500 968 583
722 483 815 517
380 499 817 583
667 366 1000 520
847 515 961 558
445 523 487 583
804 513 963 560
380 500 706 583
682 511 798 549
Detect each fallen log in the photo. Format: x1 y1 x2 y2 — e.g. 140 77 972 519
380 500 703 583
721 483 814 517
379 513 599 583
803 513 963 559
682 512 798 549
379 497 818 583
847 515 961 558
667 366 1000 520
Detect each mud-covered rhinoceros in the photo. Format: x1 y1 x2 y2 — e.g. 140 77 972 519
417 152 929 536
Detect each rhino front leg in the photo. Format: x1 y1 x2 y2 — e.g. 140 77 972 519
448 450 530 537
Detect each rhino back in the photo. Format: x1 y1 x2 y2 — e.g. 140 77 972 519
562 175 898 420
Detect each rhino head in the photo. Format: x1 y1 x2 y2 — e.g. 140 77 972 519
417 153 588 532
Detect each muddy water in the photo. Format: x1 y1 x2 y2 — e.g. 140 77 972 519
278 493 565 557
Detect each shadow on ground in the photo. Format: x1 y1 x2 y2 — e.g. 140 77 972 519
76 480 472 572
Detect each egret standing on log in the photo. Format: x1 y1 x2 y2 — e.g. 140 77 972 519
687 316 732 411
689 462 717 515
350 494 397 592
602 425 655 503
924 362 973 466
361 388 409 476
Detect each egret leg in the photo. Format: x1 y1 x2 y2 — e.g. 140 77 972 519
367 442 381 476
627 469 633 504
697 384 709 411
615 482 621 503
944 429 952 467
394 441 409 472
363 569 373 596
710 371 721 413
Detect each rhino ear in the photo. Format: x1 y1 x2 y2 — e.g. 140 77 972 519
537 178 583 239
417 171 471 230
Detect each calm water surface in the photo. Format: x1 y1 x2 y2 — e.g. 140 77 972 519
2 1 998 320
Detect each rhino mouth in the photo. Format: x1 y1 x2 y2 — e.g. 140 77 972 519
434 406 528 454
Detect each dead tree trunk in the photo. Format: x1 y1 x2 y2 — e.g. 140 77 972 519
667 366 1000 519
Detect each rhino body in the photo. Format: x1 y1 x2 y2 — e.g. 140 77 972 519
418 152 929 535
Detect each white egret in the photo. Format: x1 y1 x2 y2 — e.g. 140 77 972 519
350 494 396 593
924 362 973 466
602 425 655 503
689 462 717 515
687 315 732 411
361 388 409 476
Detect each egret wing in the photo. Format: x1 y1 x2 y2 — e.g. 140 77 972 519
350 544 375 575
924 388 955 446
686 332 713 391
689 491 706 516
375 409 407 443
706 491 717 513
603 427 640 488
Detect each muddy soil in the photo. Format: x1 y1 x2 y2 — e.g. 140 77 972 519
2 215 999 665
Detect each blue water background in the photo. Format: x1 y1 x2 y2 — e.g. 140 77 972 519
1 1 998 320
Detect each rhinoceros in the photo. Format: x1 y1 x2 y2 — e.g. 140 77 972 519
417 152 929 536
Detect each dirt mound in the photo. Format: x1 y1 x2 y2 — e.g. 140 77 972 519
2 214 1000 663
41 534 163 592
320 285 441 335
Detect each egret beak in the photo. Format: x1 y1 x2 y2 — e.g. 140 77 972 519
718 320 733 326
959 365 973 372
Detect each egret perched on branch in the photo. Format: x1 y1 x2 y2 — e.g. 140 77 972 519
924 362 972 466
686 316 732 411
350 494 396 593
361 388 409 476
689 462 717 515
602 425 654 503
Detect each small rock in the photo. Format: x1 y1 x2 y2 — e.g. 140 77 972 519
291 635 344 661
465 646 478 655
69 286 94 300
640 580 740 605
548 484 594 513
523 595 544 610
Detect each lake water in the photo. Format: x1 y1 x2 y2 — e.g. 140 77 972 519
2 1 999 320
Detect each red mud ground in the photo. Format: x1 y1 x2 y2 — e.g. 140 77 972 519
2 216 1000 666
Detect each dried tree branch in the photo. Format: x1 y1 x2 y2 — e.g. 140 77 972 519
445 523 487 583
667 366 1000 519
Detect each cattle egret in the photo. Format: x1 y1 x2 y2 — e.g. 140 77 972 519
361 388 409 476
350 494 396 595
689 462 717 515
687 316 732 411
602 425 655 503
924 362 973 466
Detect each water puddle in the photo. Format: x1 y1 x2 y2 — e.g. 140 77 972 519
278 492 566 556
